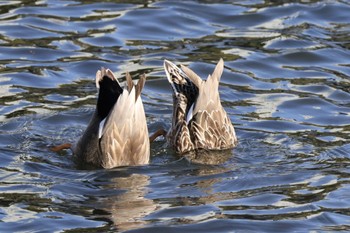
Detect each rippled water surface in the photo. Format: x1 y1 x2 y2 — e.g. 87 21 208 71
1 0 350 232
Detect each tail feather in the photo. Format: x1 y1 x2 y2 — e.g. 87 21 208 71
125 72 146 101
95 68 123 120
164 60 198 96
125 72 134 93
135 74 146 100
210 58 224 82
164 60 199 117
180 64 202 88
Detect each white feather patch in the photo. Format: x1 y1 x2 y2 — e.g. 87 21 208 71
186 103 195 124
98 118 107 139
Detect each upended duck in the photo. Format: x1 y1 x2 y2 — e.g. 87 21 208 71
160 58 238 154
73 68 150 168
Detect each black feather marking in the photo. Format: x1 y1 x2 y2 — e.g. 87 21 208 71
171 72 199 119
97 75 123 120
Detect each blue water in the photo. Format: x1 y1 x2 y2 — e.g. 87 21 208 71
0 1 350 232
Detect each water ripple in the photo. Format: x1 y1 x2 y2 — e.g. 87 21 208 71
0 0 349 232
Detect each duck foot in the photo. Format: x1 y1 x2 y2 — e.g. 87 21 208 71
50 143 72 152
149 128 167 143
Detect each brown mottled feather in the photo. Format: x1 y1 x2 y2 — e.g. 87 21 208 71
164 59 237 155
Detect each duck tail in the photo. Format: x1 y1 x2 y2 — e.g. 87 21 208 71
166 60 201 119
125 72 146 101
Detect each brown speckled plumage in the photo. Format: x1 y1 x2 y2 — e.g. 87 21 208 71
164 59 237 155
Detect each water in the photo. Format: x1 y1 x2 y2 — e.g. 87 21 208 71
0 0 350 232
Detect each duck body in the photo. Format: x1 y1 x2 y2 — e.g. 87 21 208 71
74 68 150 168
164 59 237 155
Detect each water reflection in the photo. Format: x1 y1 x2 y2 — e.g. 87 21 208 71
184 149 235 165
101 173 157 231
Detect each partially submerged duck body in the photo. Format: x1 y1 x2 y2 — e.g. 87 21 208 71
74 68 150 168
163 59 237 155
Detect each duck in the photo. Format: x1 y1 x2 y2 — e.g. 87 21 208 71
162 58 237 155
73 68 150 168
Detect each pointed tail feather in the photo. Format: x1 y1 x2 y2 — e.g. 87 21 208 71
180 64 202 88
125 72 134 93
192 59 224 114
164 60 199 103
135 74 146 100
125 72 146 101
210 58 224 82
